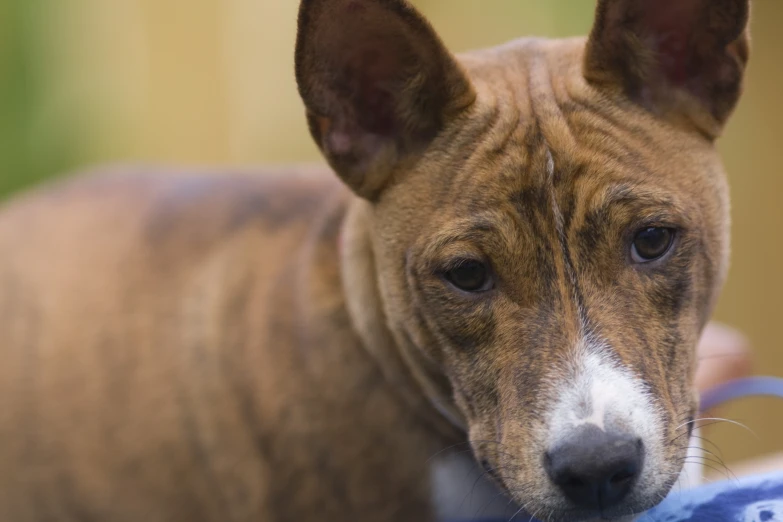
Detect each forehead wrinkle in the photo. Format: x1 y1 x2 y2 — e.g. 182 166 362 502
516 51 592 334
515 51 592 338
460 47 574 198
420 216 500 260
546 151 590 338
467 50 543 188
447 106 526 204
526 44 579 165
569 180 689 237
506 124 587 343
457 46 650 343
600 182 682 211
428 84 521 211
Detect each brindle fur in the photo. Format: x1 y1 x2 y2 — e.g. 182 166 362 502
0 0 749 521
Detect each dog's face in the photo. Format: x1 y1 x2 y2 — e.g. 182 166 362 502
296 0 748 520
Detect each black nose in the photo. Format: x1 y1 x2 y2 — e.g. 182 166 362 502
545 425 643 511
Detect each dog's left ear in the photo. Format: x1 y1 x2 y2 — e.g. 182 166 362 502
295 0 475 200
584 0 750 138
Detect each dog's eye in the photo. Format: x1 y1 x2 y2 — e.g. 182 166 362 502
631 227 675 263
443 260 493 293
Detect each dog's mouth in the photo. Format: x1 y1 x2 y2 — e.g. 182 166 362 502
453 333 698 522
478 445 685 521
496 486 666 522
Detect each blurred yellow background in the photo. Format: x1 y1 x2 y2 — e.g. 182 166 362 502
1 1 781 469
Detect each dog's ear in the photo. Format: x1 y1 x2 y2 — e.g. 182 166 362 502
584 0 750 138
295 0 475 200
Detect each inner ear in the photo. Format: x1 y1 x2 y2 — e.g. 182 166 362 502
295 0 474 200
584 0 750 137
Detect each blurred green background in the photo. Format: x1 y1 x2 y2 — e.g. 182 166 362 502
1 0 781 469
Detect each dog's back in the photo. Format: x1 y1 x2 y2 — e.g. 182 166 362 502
0 167 372 521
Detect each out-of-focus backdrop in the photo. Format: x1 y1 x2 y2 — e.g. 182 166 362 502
1 0 781 468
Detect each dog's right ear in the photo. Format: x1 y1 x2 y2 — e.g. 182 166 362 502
295 0 475 200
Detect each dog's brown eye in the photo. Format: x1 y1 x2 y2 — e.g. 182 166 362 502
631 227 675 262
444 260 492 293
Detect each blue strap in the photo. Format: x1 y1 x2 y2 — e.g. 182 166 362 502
700 376 783 411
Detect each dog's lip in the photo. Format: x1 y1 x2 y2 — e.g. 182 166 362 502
553 491 668 522
492 474 645 522
484 445 680 521
537 506 645 522
503 489 659 522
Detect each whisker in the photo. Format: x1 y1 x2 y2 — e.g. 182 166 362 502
668 418 755 445
679 452 739 484
669 421 732 444
677 444 731 472
426 439 506 463
505 499 535 522
688 434 725 459
693 417 759 439
681 459 733 482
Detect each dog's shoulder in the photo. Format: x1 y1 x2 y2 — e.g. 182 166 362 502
0 164 344 254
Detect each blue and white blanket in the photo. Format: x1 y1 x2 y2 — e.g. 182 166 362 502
645 471 783 522
450 471 783 522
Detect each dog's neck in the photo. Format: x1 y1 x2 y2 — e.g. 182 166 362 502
339 198 466 441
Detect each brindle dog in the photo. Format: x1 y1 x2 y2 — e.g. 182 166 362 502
0 0 749 521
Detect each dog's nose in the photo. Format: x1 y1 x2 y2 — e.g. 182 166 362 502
545 425 643 511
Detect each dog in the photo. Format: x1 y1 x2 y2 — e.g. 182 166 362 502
0 0 750 520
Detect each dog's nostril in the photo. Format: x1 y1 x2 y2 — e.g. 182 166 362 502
544 425 644 511
609 468 635 485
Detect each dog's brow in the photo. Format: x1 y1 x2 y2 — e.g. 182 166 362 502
423 217 499 255
595 183 681 213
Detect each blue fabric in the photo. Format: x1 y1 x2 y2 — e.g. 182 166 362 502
646 471 783 522
449 471 783 522
700 377 783 411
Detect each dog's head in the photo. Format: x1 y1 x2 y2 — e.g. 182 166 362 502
295 0 749 520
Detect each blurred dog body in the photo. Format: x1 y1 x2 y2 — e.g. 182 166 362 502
0 0 750 520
